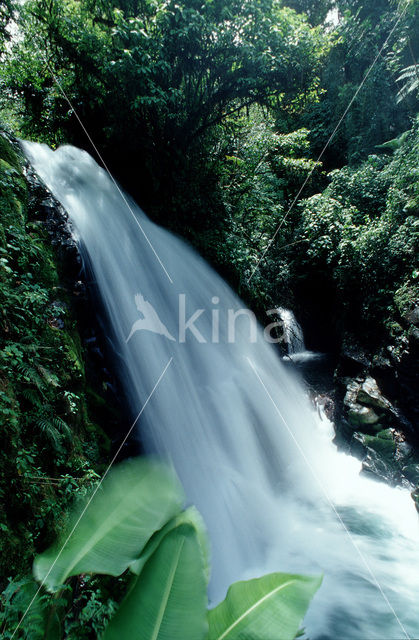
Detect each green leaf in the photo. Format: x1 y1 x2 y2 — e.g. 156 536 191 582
102 518 209 640
207 572 322 640
33 458 184 592
129 506 210 581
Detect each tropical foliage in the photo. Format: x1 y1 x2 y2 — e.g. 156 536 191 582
4 458 321 640
0 133 110 589
0 0 418 637
294 119 419 347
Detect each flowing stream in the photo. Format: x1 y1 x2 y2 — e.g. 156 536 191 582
23 142 419 640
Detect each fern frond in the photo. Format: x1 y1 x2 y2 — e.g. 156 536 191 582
396 64 419 103
21 388 43 408
16 362 44 390
396 64 418 82
34 409 71 446
35 418 61 447
52 416 72 440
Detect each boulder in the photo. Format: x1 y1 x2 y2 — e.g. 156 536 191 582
363 430 397 459
357 377 391 410
347 404 381 428
336 359 417 488
342 376 395 431
343 378 361 405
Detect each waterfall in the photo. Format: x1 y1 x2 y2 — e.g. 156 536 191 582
276 307 305 354
23 141 419 640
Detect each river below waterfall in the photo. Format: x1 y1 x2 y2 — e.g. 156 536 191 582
23 141 419 640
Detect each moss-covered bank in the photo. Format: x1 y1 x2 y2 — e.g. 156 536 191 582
0 131 113 587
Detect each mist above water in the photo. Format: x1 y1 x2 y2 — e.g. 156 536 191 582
23 141 419 640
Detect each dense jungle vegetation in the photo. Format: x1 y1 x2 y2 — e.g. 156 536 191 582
0 0 418 638
2 0 417 347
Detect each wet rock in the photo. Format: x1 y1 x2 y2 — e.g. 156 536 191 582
403 464 419 485
348 404 381 428
340 339 371 371
361 448 398 485
409 324 419 343
343 378 361 403
336 328 417 440
342 376 395 432
350 432 368 459
350 428 418 488
352 430 396 460
364 430 396 458
357 377 391 411
389 343 419 437
314 393 335 421
396 439 413 463
411 487 419 514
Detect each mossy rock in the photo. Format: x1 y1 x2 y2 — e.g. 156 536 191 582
362 432 396 460
375 428 394 440
0 133 23 171
347 405 381 428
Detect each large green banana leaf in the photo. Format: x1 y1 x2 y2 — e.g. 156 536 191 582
34 458 184 592
129 506 210 580
102 519 209 640
207 572 322 640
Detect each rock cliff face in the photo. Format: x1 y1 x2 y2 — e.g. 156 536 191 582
334 345 419 511
293 293 418 509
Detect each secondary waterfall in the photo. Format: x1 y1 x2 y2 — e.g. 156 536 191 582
23 141 419 640
277 307 305 354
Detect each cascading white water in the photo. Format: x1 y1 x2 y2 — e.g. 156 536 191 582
277 307 305 354
23 141 419 640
